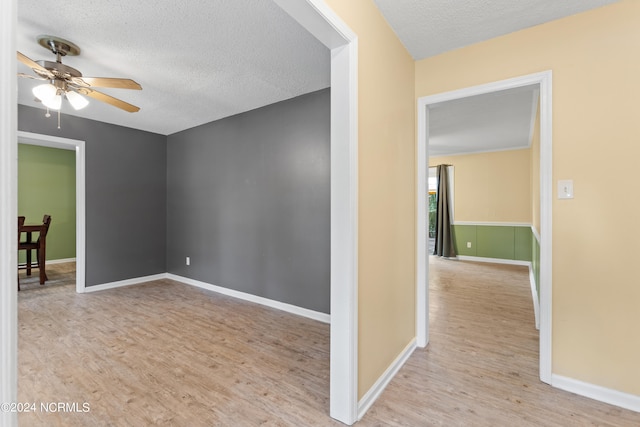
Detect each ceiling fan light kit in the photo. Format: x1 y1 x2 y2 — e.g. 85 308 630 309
32 83 60 109
17 34 142 127
65 90 89 110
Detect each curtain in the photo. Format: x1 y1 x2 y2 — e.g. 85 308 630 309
434 164 456 257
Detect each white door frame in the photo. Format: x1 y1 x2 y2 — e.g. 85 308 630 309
1 0 19 424
273 1 360 423
2 1 360 425
416 71 553 384
17 131 86 293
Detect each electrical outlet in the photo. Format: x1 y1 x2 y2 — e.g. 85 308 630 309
466 242 472 248
186 256 190 266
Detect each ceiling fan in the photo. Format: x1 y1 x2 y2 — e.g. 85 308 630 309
17 35 141 113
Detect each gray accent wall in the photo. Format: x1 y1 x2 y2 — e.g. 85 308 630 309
18 105 167 286
167 89 330 313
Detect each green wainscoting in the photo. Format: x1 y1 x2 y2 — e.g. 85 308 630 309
514 227 532 261
452 224 532 262
451 225 477 256
18 144 76 262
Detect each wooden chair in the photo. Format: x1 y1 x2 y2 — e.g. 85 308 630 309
18 214 52 288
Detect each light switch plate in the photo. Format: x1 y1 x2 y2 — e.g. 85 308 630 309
558 179 574 199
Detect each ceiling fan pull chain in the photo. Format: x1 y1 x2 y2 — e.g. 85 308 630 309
45 107 51 118
57 109 61 129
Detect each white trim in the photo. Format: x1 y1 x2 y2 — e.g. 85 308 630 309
453 221 532 227
357 339 417 420
273 0 356 49
271 1 359 423
538 71 553 385
83 273 168 293
417 71 553 385
416 104 429 348
329 32 359 427
528 89 540 147
1 1 18 424
46 257 77 265
531 225 541 246
85 272 331 324
456 255 530 266
168 274 331 324
17 131 86 294
432 144 532 158
552 374 640 414
529 264 540 330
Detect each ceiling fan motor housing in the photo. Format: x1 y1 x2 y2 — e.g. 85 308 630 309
36 60 82 80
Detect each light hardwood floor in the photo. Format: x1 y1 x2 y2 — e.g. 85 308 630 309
18 260 640 426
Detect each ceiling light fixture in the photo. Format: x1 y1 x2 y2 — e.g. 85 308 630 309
32 81 89 111
64 89 89 110
19 35 142 129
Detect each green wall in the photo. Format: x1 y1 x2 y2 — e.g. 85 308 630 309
18 144 76 262
452 224 531 261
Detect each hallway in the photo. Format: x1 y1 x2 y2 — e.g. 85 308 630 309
360 257 640 426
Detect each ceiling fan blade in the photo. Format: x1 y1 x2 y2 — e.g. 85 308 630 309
17 51 53 78
17 72 47 81
80 89 140 113
73 76 142 90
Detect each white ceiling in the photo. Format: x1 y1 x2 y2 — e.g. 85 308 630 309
428 86 539 157
17 0 618 153
17 0 330 135
370 0 618 156
372 0 620 60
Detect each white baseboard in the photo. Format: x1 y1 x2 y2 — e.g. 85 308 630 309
456 255 530 266
358 338 417 420
46 257 76 265
529 265 540 330
83 273 168 293
167 274 331 324
552 374 640 413
82 271 330 324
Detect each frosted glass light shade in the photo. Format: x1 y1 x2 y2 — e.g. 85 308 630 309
32 83 57 103
42 94 62 110
66 91 89 110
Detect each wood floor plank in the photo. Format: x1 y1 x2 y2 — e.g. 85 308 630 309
360 257 640 426
17 260 640 426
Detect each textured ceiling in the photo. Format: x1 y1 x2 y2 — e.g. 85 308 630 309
371 0 619 156
17 0 330 135
373 0 620 60
17 0 619 148
428 86 539 157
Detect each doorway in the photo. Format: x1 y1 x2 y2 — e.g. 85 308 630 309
416 71 553 383
17 131 86 291
18 142 76 289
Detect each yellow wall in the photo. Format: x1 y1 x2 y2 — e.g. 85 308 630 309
325 1 417 398
430 149 532 223
417 0 640 395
